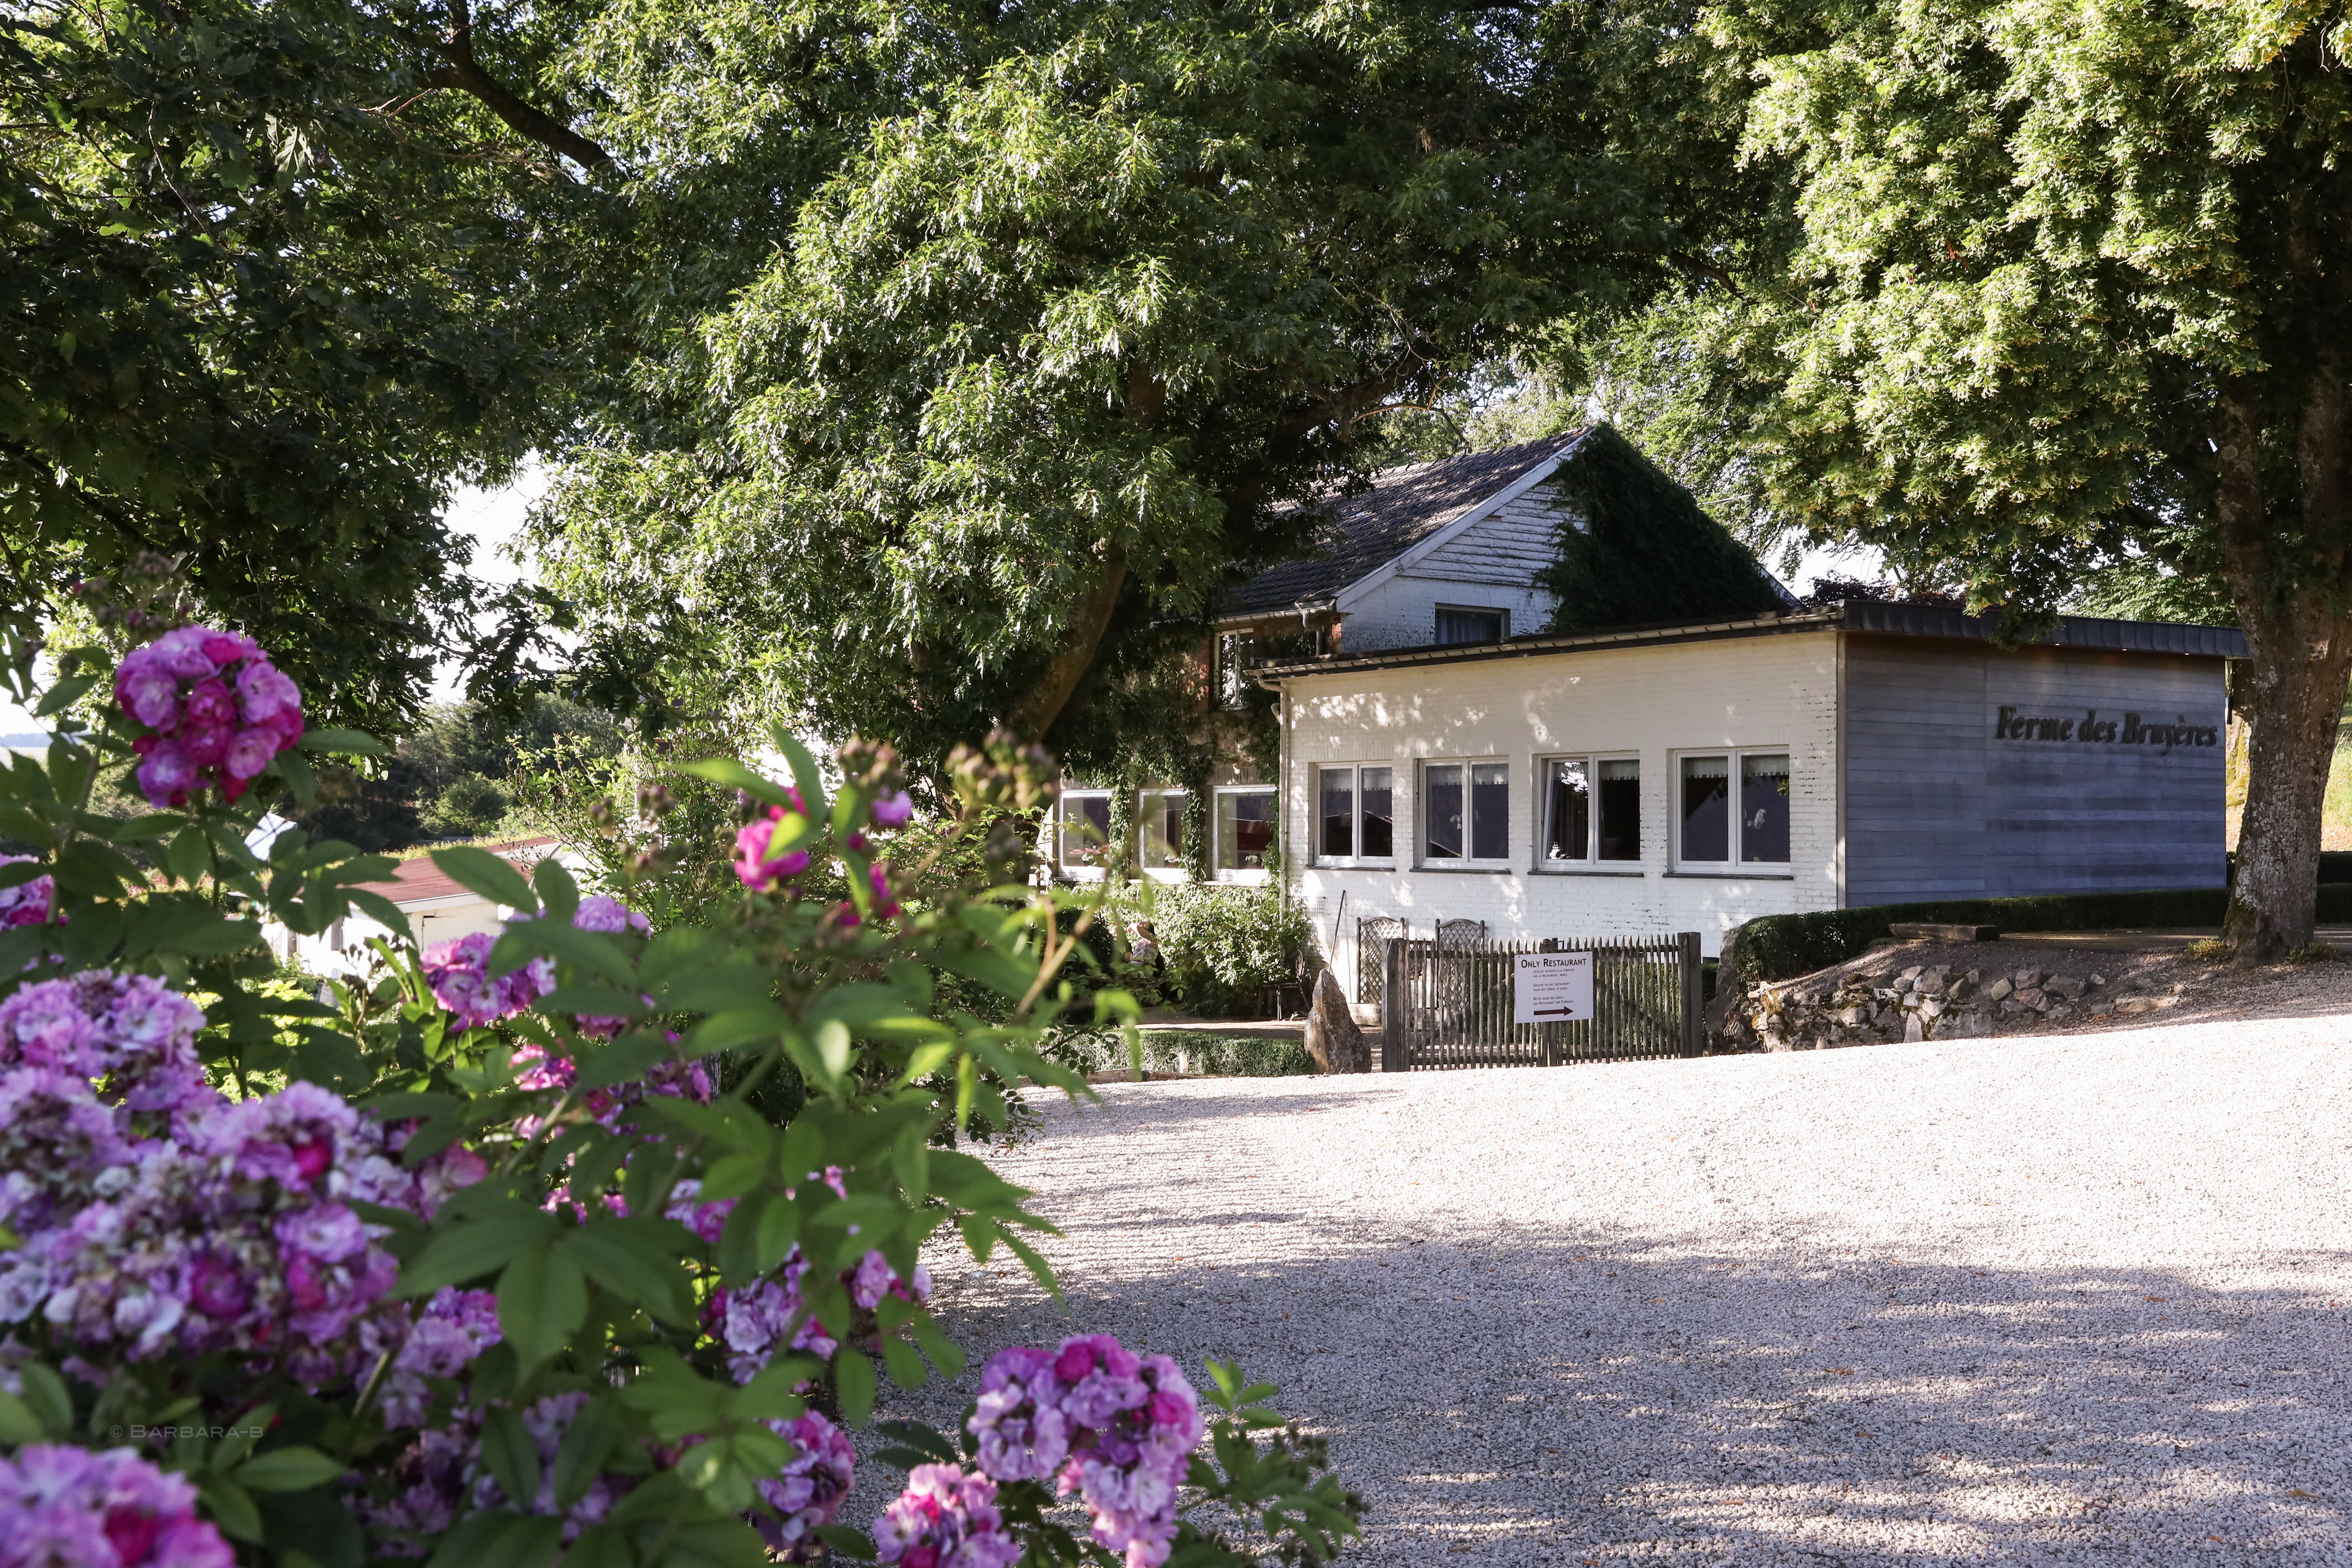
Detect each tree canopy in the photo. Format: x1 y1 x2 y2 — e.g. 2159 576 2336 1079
530 0 1741 771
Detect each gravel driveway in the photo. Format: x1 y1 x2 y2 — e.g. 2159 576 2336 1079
888 1015 2352 1565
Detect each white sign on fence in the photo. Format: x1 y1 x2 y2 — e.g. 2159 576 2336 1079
1513 951 1595 1024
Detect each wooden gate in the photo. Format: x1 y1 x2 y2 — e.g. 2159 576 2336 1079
1379 932 1703 1070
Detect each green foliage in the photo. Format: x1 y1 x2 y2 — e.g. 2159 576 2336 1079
1117 883 1310 1018
1538 425 1790 633
0 639 1360 1567
533 0 1728 762
1723 886 2352 984
420 775 514 840
1059 1029 1316 1079
0 0 607 730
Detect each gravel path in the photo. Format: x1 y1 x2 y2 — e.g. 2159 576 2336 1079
888 1015 2352 1565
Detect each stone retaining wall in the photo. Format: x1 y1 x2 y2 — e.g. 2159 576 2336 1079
1719 956 2182 1053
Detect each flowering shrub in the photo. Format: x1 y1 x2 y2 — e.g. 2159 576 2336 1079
0 633 1359 1568
112 626 303 806
0 1444 236 1568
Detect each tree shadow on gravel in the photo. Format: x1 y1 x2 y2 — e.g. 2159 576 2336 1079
889 1234 2352 1566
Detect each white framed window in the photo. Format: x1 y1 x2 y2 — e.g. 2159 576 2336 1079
1675 750 1791 868
1137 788 1187 872
1538 755 1642 867
1214 786 1277 877
1314 765 1394 864
1420 759 1510 866
1057 790 1113 875
1434 605 1507 645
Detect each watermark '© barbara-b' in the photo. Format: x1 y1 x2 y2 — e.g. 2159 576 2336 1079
109 1424 268 1442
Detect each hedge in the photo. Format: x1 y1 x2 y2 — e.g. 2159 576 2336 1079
1726 884 2352 985
1060 1028 1315 1079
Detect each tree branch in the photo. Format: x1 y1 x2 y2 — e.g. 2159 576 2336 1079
403 0 614 173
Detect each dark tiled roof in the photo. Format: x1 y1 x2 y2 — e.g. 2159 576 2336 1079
1219 430 1590 621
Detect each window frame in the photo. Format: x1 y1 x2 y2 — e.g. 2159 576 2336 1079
1671 747 1793 872
1533 752 1645 874
1312 763 1397 868
1433 603 1509 646
1417 757 1512 870
1056 789 1115 880
1211 785 1278 882
1135 787 1189 879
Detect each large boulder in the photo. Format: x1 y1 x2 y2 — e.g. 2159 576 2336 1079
1305 967 1371 1074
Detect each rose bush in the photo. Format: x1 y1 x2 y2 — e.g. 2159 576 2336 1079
0 629 1361 1568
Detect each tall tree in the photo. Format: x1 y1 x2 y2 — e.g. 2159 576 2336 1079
1 0 620 728
1633 0 2351 960
532 0 1734 770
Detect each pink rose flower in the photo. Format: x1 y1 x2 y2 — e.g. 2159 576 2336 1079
134 741 197 808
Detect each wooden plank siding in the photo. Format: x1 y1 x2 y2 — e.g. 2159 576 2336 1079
1841 634 2228 903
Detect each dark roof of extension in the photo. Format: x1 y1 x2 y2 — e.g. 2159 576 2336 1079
1218 430 1590 621
1254 600 2247 680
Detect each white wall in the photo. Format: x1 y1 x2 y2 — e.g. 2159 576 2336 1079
1335 489 1568 652
1281 628 1843 986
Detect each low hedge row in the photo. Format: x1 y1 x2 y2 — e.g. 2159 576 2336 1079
1727 884 2352 984
1059 1028 1315 1079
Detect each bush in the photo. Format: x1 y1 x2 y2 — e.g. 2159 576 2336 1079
418 770 511 836
1113 881 1310 1017
1060 1028 1315 1079
0 636 1363 1568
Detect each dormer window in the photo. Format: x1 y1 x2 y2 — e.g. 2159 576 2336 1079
1434 606 1507 645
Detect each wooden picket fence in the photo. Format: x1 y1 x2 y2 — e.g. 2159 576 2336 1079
1378 931 1702 1071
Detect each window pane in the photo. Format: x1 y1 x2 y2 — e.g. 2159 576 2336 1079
1470 763 1510 860
1598 759 1641 861
1434 607 1506 645
1546 759 1590 861
1060 795 1112 867
1139 790 1185 868
1361 768 1393 858
1217 790 1276 870
1680 756 1730 862
1424 764 1464 859
1741 753 1792 863
1319 769 1355 858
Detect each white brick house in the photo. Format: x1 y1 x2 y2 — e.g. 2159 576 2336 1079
1257 604 2240 981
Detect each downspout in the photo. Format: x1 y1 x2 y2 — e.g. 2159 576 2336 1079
1253 666 1291 923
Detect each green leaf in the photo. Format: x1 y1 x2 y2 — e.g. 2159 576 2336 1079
275 745 317 808
400 1215 560 1295
478 1406 542 1513
199 1480 266 1543
497 1245 589 1366
32 674 95 718
563 1223 691 1324
810 1525 877 1562
488 919 632 986
299 727 387 757
425 1511 518 1568
16 1361 69 1436
755 1192 802 1274
560 1526 636 1568
234 1446 346 1493
834 1351 877 1427
533 855 580 924
574 1034 675 1090
0 1389 45 1445
678 758 803 813
549 1397 627 1510
429 846 537 912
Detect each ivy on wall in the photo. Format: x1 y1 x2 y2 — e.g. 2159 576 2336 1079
1539 425 1789 633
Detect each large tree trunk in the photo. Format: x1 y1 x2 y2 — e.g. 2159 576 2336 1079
2228 628 2352 960
1005 551 1128 741
2216 361 2352 962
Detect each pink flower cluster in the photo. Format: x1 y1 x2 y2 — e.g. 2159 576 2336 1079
378 1288 503 1428
871 1463 1020 1568
0 1444 235 1568
697 1239 930 1384
0 972 477 1388
734 790 810 891
754 1410 855 1559
0 857 54 931
423 895 651 1034
113 627 303 808
962 1336 1204 1568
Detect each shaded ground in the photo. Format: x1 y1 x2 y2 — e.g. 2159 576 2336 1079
881 1012 2352 1565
